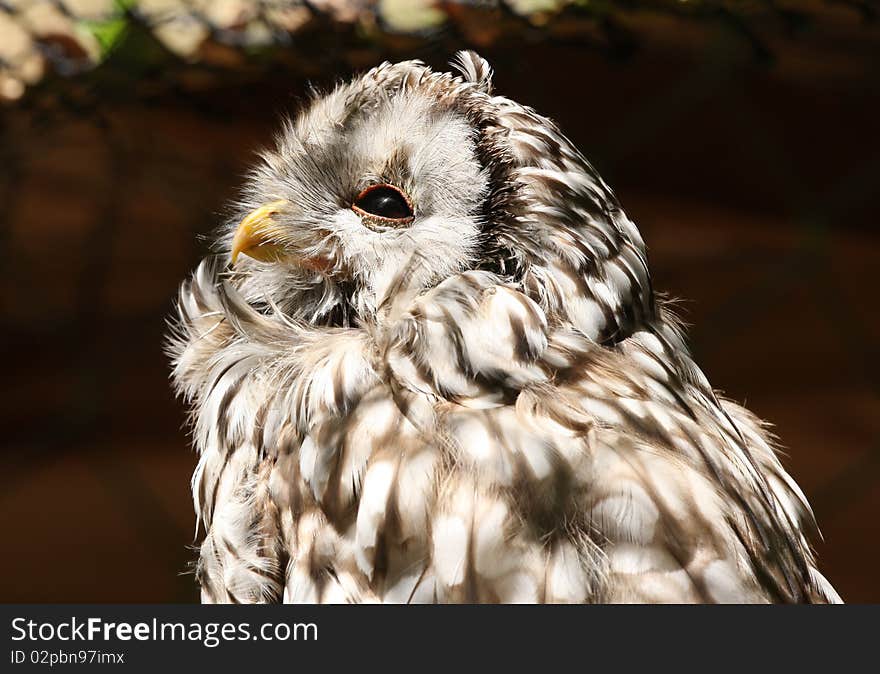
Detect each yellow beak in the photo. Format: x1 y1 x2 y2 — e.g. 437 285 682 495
230 200 289 264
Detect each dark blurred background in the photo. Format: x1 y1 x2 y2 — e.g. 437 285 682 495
1 1 877 603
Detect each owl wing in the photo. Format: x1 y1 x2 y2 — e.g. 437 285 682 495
384 270 840 603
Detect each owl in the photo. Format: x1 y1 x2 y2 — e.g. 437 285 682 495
168 52 841 604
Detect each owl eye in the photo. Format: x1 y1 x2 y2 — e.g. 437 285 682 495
352 184 414 223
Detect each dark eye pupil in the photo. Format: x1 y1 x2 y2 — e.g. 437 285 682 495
354 186 413 220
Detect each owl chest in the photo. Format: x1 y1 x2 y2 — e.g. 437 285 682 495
271 383 607 602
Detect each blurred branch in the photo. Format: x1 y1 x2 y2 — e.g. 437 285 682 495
0 0 876 103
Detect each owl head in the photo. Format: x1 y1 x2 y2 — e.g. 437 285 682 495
225 52 653 343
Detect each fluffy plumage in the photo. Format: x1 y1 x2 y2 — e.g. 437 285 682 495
167 52 840 603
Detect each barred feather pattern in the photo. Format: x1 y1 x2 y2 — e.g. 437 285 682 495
168 52 840 604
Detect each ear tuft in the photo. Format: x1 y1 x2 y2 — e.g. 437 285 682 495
450 51 493 94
